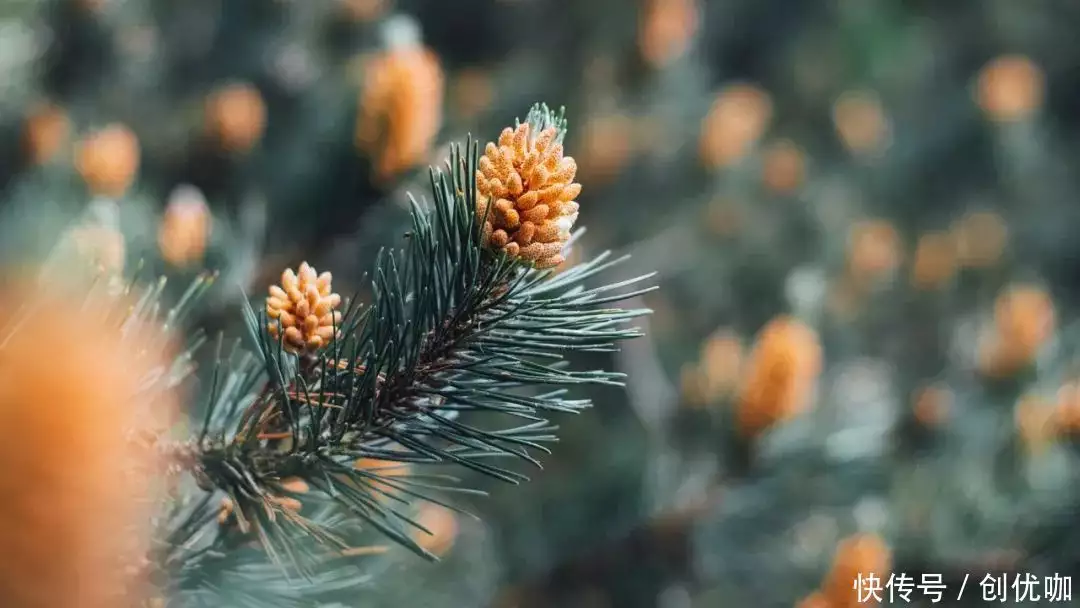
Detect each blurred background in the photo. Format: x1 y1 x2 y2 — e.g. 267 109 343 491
2 0 1080 606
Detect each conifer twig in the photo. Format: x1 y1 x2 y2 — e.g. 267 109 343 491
163 104 655 603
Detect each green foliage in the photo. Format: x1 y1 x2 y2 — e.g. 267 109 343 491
163 108 654 604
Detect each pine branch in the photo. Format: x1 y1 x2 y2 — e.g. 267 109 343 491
166 103 655 602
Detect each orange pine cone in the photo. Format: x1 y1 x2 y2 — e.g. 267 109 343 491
356 46 444 182
735 316 822 439
638 0 699 69
75 124 141 197
699 84 772 170
204 82 267 154
158 185 211 268
266 262 343 354
832 90 890 156
476 121 581 269
976 55 1045 123
0 280 178 607
910 231 956 290
978 285 1054 378
846 220 902 285
22 102 70 166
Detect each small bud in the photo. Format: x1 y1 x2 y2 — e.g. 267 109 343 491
266 262 343 354
976 55 1044 123
158 185 211 268
978 285 1054 379
637 0 699 69
910 231 956 290
912 384 952 428
832 90 891 156
699 84 772 170
846 219 902 286
735 316 821 439
75 124 141 197
205 83 267 154
22 102 70 166
761 139 806 195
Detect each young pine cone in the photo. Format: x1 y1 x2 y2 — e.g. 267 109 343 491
75 124 141 198
0 283 178 608
158 185 211 268
735 316 822 439
355 45 444 182
266 262 343 354
476 118 581 269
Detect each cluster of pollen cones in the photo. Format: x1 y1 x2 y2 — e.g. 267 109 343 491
266 262 344 354
476 122 581 269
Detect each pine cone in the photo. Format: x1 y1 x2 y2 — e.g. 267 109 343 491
75 124 140 198
735 316 821 439
158 185 211 268
204 82 266 154
0 283 178 607
846 219 901 285
355 46 444 182
699 84 772 170
978 284 1055 378
266 262 343 354
476 121 581 269
977 54 1044 123
910 231 956 290
22 102 70 166
638 0 699 69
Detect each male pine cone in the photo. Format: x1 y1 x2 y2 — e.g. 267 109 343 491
266 262 343 354
476 111 581 269
0 283 177 608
